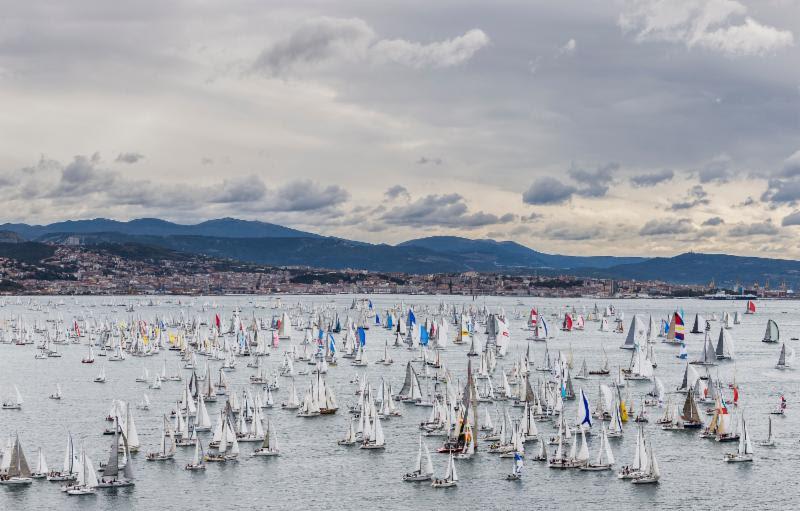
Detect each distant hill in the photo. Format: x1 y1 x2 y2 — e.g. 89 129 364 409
399 236 645 269
0 241 56 264
0 217 318 240
583 252 800 287
40 233 468 274
9 217 800 286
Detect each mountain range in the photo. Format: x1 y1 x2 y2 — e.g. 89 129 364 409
1 217 797 287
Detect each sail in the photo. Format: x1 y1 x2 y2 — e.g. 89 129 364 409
690 314 703 334
603 428 615 465
682 391 700 422
716 328 733 358
622 315 646 349
103 425 120 478
63 434 75 474
7 436 31 478
763 319 779 343
84 453 99 488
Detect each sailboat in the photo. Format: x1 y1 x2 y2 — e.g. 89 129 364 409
679 389 703 429
185 438 206 470
775 343 794 369
135 367 150 383
252 419 280 456
723 412 753 462
30 448 48 479
49 383 63 400
690 332 717 366
589 345 610 375
281 379 301 410
505 452 524 480
145 416 176 461
581 425 615 471
431 452 458 488
64 445 98 495
0 435 33 485
762 319 779 343
757 417 775 447
715 328 734 360
360 414 386 450
2 385 23 409
631 437 660 484
338 419 359 446
621 315 646 350
96 420 134 487
93 365 107 383
617 426 647 479
81 346 95 364
403 436 434 481
770 395 787 416
47 432 77 481
574 359 589 380
137 394 151 411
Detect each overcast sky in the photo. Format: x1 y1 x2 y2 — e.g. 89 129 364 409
2 0 800 257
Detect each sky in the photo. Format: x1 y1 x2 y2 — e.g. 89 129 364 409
1 0 800 258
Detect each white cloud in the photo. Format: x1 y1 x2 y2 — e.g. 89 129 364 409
254 18 489 74
557 38 577 56
619 0 794 56
372 29 489 69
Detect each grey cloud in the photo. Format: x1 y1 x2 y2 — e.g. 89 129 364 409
416 157 443 166
520 212 543 222
761 151 800 205
266 180 349 212
702 216 724 226
381 193 514 228
761 178 800 205
697 158 734 183
728 220 779 237
210 175 267 203
669 185 710 210
639 218 694 236
201 157 214 166
738 196 756 207
568 162 618 198
384 185 410 200
115 152 144 164
543 223 602 241
630 169 673 187
4 154 347 215
522 177 577 205
781 211 800 227
50 155 116 197
780 150 800 178
254 17 375 74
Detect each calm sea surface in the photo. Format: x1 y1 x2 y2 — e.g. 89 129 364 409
0 295 797 510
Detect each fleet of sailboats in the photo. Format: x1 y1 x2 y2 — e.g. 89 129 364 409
0 297 789 498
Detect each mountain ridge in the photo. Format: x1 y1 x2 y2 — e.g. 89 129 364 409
1 218 798 287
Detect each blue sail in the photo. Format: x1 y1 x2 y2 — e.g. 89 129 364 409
357 327 366 346
408 309 416 326
420 325 429 346
580 389 592 427
328 333 336 354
